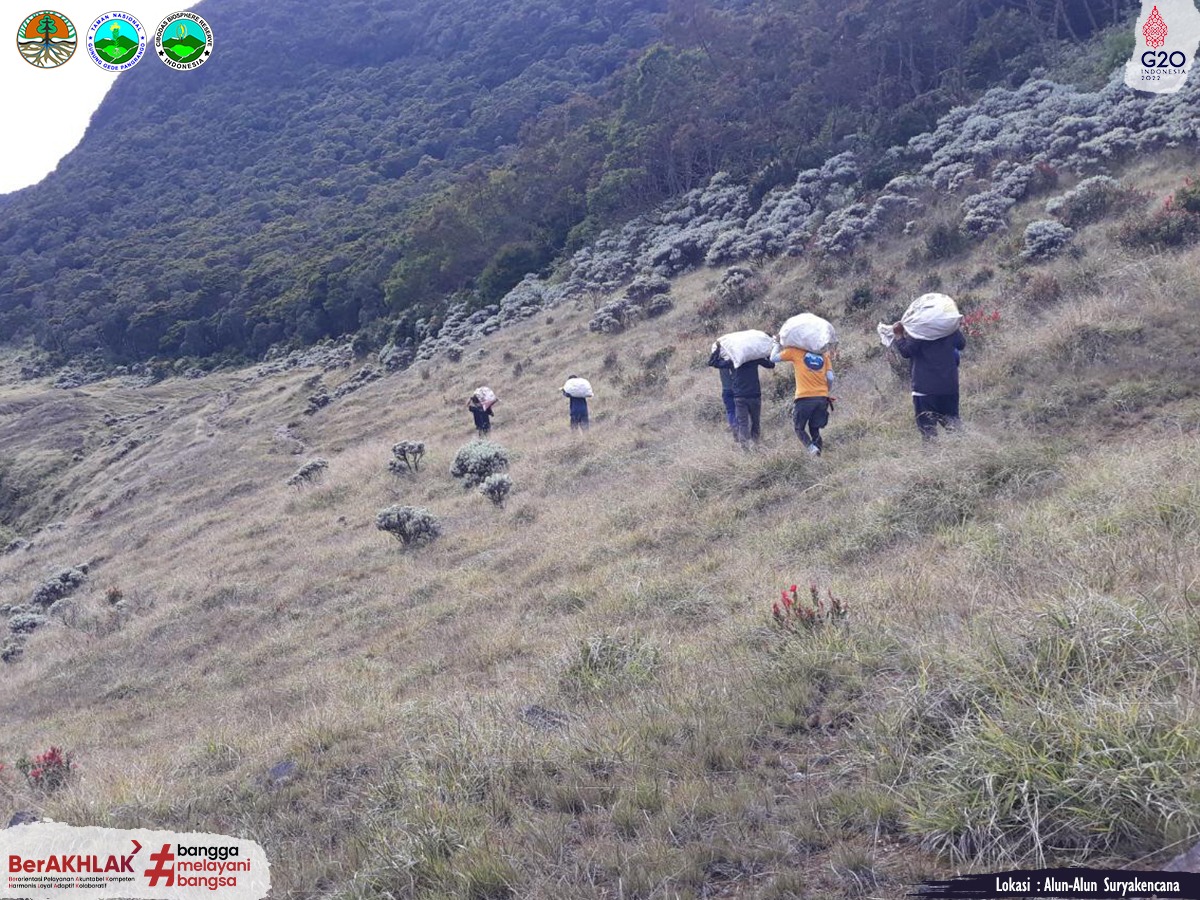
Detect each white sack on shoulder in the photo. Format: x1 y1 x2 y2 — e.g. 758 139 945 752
717 330 774 368
562 377 593 398
900 293 962 341
474 386 498 409
778 313 837 353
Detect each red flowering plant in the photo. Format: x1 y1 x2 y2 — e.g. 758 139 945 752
961 308 1001 342
17 746 74 792
771 583 847 633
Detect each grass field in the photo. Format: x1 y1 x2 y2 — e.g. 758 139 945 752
1 154 1199 898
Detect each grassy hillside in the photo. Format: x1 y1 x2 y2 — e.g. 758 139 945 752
1 152 1199 898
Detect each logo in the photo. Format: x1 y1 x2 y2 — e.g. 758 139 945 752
2 823 270 899
154 11 212 70
1124 0 1200 94
1143 5 1168 48
85 12 146 71
144 844 174 888
803 352 824 372
16 10 76 68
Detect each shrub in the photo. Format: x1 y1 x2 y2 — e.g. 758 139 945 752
847 284 874 311
1020 220 1073 262
1045 176 1139 227
8 612 48 634
17 746 74 792
1174 176 1200 214
479 473 512 508
450 441 509 488
30 566 88 607
286 457 328 487
1021 272 1062 307
1117 194 1200 250
717 264 767 307
1 636 25 663
925 221 968 260
625 272 671 302
389 440 425 474
375 505 441 546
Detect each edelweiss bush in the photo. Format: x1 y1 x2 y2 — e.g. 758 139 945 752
389 440 425 474
375 505 441 546
1045 175 1138 227
31 566 88 607
287 458 328 487
479 473 512 508
1021 220 1074 261
450 441 509 488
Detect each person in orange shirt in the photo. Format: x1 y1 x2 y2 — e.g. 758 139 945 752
770 341 834 455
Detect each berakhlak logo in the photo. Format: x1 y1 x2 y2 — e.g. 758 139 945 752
1144 5 1168 48
2 823 270 899
1125 0 1200 94
86 12 147 71
154 11 212 70
144 843 175 888
16 10 77 68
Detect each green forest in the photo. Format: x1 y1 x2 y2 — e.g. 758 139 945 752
0 0 1135 365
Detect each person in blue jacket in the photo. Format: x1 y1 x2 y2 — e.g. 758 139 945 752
892 322 966 439
708 342 775 446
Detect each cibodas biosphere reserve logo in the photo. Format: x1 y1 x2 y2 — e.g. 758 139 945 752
86 12 147 71
16 10 76 68
154 11 212 70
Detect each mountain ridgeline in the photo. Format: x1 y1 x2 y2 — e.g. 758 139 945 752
0 0 1135 365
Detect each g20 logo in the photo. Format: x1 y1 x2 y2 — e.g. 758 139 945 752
1142 50 1187 67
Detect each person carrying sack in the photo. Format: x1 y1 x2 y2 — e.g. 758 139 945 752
770 341 834 456
892 322 965 439
708 341 775 447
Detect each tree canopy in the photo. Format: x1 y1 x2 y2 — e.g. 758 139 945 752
0 0 1135 364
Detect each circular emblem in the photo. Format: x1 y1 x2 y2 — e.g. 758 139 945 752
154 11 212 70
16 10 77 68
86 12 146 71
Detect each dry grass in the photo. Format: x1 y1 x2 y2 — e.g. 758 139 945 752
1 157 1199 898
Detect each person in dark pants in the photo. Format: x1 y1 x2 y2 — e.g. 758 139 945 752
562 375 590 431
709 343 775 447
718 364 736 431
771 342 834 455
467 394 493 436
892 323 966 439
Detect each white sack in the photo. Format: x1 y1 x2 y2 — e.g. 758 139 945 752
717 330 774 368
562 377 593 398
473 386 497 410
897 292 962 341
778 313 837 353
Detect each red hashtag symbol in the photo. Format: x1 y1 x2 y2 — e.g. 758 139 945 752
144 843 174 887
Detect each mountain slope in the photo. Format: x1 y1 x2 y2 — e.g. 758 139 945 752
1 141 1199 897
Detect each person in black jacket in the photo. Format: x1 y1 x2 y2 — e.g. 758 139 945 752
709 342 775 446
467 394 494 436
892 323 966 439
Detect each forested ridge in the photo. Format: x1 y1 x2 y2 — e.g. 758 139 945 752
0 0 1135 365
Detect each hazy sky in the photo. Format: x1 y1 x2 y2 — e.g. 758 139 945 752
1 3 191 195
